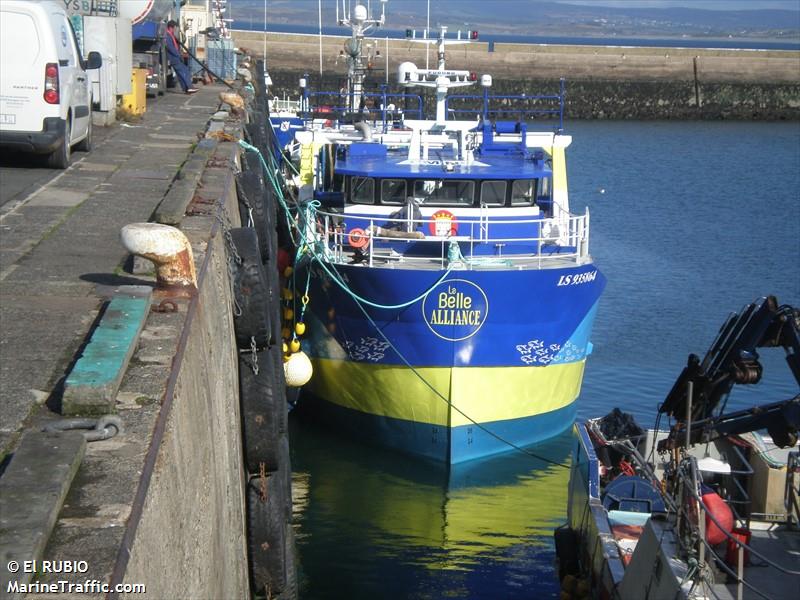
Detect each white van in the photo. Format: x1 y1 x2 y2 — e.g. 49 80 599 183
0 0 102 168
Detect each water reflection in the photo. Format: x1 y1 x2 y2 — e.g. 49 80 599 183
290 414 570 599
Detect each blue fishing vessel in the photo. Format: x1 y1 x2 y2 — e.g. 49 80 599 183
272 7 605 464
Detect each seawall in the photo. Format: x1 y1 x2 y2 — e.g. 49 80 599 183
233 30 800 119
113 149 249 598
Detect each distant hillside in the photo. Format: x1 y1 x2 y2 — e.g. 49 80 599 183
231 0 800 40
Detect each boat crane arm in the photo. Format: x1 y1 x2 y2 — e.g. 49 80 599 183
658 295 800 450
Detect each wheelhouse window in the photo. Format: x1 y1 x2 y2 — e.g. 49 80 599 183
511 179 536 206
350 176 375 204
413 180 474 206
539 177 551 201
480 180 507 206
381 179 407 205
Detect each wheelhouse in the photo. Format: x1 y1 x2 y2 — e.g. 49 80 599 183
345 175 552 210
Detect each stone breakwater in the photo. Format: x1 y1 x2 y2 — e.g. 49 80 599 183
233 30 800 120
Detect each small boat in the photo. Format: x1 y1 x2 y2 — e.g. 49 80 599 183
271 4 605 464
558 296 800 599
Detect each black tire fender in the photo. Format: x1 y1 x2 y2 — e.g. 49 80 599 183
229 227 272 348
275 522 298 600
236 169 272 263
239 350 284 473
245 120 268 154
246 474 288 597
554 524 580 581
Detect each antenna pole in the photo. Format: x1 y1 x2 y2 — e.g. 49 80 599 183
318 0 323 77
426 0 430 69
262 0 266 61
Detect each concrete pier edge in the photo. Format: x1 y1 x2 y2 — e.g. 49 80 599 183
107 142 241 595
0 84 255 599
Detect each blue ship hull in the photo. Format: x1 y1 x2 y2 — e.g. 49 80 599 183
299 262 606 463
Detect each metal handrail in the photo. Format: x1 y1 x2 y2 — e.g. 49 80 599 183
317 208 591 268
300 90 425 123
673 456 800 600
445 79 566 130
787 451 800 527
270 97 303 113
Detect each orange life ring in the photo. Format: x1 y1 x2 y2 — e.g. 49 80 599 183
348 228 369 249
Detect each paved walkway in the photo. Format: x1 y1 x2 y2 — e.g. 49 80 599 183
0 86 223 456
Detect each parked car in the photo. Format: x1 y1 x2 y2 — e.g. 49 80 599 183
0 0 102 168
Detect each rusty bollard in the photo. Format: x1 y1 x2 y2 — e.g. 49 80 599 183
120 223 197 295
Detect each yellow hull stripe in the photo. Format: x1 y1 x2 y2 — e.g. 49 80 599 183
307 358 586 427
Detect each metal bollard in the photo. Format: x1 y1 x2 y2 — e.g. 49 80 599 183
120 223 197 294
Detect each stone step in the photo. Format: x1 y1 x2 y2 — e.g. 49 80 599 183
0 431 86 599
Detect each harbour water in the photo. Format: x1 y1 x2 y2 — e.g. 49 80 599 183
238 22 800 51
289 120 800 599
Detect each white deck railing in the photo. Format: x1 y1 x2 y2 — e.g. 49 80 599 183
315 209 592 270
270 97 303 114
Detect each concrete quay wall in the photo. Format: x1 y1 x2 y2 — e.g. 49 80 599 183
116 154 249 598
234 31 800 119
0 88 253 600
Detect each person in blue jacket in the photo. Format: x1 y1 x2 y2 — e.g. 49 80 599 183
165 20 197 94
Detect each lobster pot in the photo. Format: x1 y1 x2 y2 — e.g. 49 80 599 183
207 39 237 81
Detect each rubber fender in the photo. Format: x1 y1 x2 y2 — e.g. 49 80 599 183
236 169 272 263
246 474 288 596
554 524 580 581
269 342 289 434
276 521 298 600
238 349 283 473
229 227 272 348
243 150 265 184
245 118 269 154
702 490 734 546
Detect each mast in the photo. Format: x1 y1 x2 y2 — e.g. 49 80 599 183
338 1 386 112
399 26 477 124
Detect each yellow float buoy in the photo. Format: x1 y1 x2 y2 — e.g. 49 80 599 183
290 339 301 353
295 322 306 336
